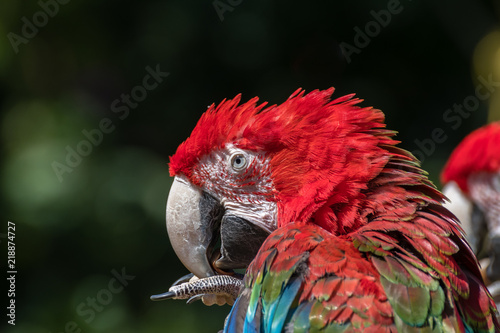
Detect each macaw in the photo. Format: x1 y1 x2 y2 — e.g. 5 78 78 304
441 122 500 298
152 88 499 332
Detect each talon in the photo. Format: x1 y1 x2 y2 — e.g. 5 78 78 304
150 291 176 301
187 294 204 304
150 273 197 301
172 273 195 287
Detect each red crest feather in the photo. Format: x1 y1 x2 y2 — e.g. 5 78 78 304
169 94 266 178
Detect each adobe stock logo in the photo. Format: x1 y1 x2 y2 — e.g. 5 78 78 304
212 0 243 21
76 268 135 324
51 64 169 182
49 267 135 333
7 0 71 54
411 74 500 164
340 0 411 64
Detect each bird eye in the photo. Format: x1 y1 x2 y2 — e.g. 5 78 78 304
230 153 248 171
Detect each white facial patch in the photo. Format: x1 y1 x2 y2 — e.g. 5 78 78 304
195 144 277 233
468 171 500 237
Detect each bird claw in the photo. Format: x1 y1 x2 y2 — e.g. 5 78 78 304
150 273 244 306
171 273 195 286
186 294 204 304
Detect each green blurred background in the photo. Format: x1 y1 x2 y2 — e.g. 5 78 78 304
1 0 499 332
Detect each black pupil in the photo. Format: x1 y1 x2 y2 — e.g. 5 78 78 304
235 157 242 165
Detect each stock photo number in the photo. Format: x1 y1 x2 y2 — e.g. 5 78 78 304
6 221 16 326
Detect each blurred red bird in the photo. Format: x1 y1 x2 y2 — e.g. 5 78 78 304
442 122 500 307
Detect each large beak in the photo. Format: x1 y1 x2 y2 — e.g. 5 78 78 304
166 176 222 278
166 175 270 278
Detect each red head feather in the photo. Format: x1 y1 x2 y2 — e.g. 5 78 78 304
170 88 413 233
441 122 500 193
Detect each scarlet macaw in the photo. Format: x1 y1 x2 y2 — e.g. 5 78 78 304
441 122 500 305
152 89 499 332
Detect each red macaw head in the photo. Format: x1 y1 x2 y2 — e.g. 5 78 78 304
166 88 397 279
440 122 500 232
441 122 500 194
441 122 500 281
